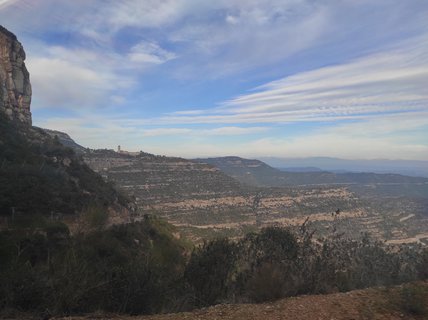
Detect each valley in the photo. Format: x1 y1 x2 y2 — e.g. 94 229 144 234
81 149 428 243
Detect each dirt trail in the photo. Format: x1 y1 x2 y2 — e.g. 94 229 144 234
57 282 428 320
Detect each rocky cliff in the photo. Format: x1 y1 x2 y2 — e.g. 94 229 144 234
0 25 32 125
0 26 132 229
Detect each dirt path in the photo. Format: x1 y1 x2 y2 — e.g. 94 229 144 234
56 282 428 320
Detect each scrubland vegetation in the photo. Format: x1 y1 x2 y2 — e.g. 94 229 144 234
1 214 427 318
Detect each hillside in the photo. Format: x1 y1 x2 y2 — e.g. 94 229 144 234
42 128 87 154
0 115 129 221
84 149 246 198
189 157 428 242
82 150 370 239
194 156 283 187
83 149 256 228
0 215 192 316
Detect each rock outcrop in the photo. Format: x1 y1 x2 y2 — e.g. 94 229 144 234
0 25 32 125
42 128 87 153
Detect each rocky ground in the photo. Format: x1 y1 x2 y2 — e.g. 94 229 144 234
53 282 428 320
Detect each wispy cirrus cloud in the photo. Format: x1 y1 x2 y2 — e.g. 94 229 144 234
158 34 428 125
141 126 267 137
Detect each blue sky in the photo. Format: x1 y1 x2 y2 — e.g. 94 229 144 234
1 0 427 160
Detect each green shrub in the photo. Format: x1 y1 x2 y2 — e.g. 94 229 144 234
82 205 109 231
185 238 237 306
399 283 428 316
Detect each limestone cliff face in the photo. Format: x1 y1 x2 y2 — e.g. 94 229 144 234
0 25 32 125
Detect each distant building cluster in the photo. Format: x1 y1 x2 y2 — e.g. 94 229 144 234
117 145 140 156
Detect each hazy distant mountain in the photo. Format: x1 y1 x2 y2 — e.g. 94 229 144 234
281 167 323 172
196 156 428 188
260 157 428 178
194 156 281 187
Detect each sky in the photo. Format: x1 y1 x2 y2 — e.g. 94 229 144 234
0 0 427 160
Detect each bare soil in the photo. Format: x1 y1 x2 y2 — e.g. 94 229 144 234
55 282 428 320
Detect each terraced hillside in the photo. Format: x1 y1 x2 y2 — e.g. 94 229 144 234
195 156 428 243
84 150 254 226
82 150 381 241
49 135 428 244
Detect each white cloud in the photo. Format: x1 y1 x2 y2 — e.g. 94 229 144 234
1 0 332 77
105 0 192 29
0 0 17 9
27 55 132 109
172 110 206 115
28 58 110 108
141 126 267 137
225 15 239 25
25 43 142 109
166 1 331 77
205 126 267 135
128 41 177 65
3 0 427 81
141 128 193 137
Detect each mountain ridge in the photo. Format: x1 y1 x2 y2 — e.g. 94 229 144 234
41 127 87 153
195 156 428 188
261 156 428 178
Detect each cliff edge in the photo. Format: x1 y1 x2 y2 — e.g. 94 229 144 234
0 25 32 125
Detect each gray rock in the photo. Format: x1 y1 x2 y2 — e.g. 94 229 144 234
0 25 32 125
